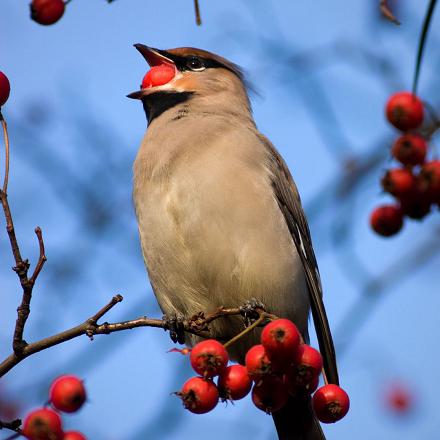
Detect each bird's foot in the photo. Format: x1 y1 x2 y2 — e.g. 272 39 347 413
239 298 266 326
162 313 186 344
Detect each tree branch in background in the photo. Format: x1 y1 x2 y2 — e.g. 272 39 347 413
0 113 47 355
0 419 22 438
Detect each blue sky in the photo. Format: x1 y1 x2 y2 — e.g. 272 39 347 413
1 1 440 439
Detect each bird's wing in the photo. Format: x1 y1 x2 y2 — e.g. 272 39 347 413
260 134 339 386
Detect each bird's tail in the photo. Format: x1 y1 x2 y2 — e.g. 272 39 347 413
272 395 325 440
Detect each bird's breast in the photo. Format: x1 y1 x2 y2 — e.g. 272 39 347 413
133 121 309 345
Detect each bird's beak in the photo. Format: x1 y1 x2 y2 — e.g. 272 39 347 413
127 44 176 100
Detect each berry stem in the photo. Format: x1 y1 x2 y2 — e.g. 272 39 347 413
194 0 202 26
224 313 267 349
412 0 438 95
0 112 10 194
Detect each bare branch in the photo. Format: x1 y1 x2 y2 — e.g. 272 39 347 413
0 297 271 377
0 419 22 437
0 114 49 354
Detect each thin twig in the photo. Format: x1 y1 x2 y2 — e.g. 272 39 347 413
194 0 201 26
223 312 271 349
0 113 49 354
379 0 401 25
29 227 47 285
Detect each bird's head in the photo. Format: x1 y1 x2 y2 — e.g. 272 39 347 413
128 45 251 123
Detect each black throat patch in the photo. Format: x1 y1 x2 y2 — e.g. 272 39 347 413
142 91 193 124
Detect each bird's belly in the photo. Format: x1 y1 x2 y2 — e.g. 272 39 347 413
135 168 310 353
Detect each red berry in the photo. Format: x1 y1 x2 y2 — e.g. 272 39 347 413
261 319 301 368
218 365 252 401
190 339 228 378
251 377 289 414
386 92 424 131
141 64 175 89
63 432 87 440
245 344 273 380
30 0 65 25
312 384 350 424
391 134 427 166
399 179 431 220
370 205 403 237
0 72 10 107
284 370 319 396
420 160 440 202
292 344 322 386
381 168 416 197
385 383 413 414
22 408 63 440
49 375 86 413
177 377 219 414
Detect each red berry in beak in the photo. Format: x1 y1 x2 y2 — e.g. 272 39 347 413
370 205 404 237
141 64 175 89
386 92 424 131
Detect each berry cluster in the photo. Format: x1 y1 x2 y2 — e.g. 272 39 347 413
30 0 66 25
370 92 440 237
22 375 87 440
175 319 349 424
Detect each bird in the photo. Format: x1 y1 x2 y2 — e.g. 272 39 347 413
129 44 339 440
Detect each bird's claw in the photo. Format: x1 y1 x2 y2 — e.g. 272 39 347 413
162 313 186 344
239 298 266 326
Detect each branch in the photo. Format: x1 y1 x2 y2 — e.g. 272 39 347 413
0 296 271 377
0 113 48 354
0 419 22 437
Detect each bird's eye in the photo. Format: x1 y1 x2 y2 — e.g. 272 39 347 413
186 57 205 72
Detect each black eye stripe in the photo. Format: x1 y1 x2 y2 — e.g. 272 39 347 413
169 55 227 72
155 49 243 79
